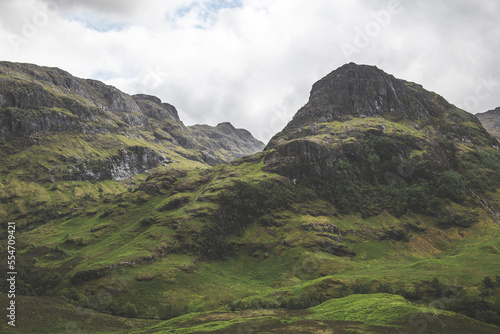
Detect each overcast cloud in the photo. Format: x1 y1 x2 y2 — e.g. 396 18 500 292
0 0 499 142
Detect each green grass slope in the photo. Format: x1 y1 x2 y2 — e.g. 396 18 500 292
2 151 500 332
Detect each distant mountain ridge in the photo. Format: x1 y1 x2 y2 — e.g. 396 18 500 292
476 107 500 141
0 61 264 182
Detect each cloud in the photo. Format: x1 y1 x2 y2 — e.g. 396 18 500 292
0 0 499 142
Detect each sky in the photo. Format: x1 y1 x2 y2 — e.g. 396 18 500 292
0 0 499 142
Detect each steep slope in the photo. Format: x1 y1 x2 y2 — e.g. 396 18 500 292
0 61 263 228
477 107 500 141
3 63 500 333
267 63 491 136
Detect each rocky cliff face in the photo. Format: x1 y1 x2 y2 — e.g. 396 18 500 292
476 107 500 141
264 63 498 182
0 61 264 181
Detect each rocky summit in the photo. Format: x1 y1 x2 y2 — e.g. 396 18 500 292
268 63 484 132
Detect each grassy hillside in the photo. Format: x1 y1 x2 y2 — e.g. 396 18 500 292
2 293 499 334
2 150 500 332
0 61 263 232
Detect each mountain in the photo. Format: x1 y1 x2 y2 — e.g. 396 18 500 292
0 61 264 182
2 63 500 334
476 107 500 141
0 61 263 228
265 63 497 182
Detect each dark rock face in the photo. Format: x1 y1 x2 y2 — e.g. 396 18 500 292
264 63 498 181
0 61 264 181
0 63 141 115
159 195 191 211
45 146 169 182
0 107 84 139
0 62 154 140
303 63 446 121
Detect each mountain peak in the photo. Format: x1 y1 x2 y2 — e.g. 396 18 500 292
264 63 497 180
265 63 486 151
215 122 236 132
0 61 266 182
290 63 446 128
132 94 180 121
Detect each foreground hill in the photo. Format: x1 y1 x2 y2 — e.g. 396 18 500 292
2 63 500 333
477 107 500 141
2 293 499 333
